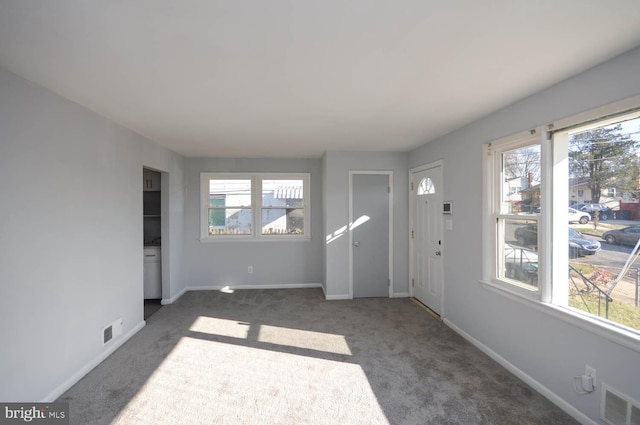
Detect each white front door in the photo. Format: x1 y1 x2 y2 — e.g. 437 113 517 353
410 164 444 315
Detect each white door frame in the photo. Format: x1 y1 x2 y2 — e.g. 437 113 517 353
348 170 394 299
159 169 169 304
143 166 169 305
409 160 444 315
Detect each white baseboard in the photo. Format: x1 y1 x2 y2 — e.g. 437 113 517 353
162 283 323 305
186 283 323 291
162 286 187 305
443 318 597 425
42 320 146 402
178 282 342 300
324 294 351 300
323 292 409 300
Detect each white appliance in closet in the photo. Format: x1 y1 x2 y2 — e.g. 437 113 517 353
143 247 161 299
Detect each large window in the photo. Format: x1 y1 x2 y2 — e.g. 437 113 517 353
201 173 310 241
485 107 640 339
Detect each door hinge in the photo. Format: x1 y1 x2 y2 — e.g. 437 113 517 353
388 186 391 193
412 278 415 287
388 279 391 287
411 230 414 239
410 182 414 191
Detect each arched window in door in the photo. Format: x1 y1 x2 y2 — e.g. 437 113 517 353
417 177 435 195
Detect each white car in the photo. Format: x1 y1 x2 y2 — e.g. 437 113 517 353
568 207 590 224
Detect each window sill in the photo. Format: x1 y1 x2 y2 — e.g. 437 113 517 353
199 236 311 243
479 279 640 354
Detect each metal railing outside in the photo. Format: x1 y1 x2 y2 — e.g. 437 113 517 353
569 264 614 319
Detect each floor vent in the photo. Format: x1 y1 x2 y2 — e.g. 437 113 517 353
103 325 113 344
601 384 640 425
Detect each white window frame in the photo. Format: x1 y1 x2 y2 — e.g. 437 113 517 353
483 130 547 301
200 172 310 242
482 96 640 351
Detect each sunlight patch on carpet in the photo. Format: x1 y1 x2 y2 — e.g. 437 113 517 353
189 316 251 339
257 325 352 355
188 316 352 356
111 336 388 425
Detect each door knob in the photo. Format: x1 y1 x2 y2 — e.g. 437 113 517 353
354 241 360 247
435 250 441 256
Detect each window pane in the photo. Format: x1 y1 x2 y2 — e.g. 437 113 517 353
261 208 304 235
209 196 225 227
209 179 252 207
208 208 252 235
262 179 304 207
417 177 435 195
208 179 252 236
500 218 538 289
501 145 540 214
565 116 640 332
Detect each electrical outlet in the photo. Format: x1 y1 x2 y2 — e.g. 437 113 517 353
585 365 597 387
248 266 253 274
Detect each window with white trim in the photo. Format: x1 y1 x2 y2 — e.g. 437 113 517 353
201 173 310 240
487 134 542 295
485 109 640 337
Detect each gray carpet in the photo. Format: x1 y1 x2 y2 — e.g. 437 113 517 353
59 288 578 424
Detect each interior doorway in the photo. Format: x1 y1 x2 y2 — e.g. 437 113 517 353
349 171 392 298
143 168 163 319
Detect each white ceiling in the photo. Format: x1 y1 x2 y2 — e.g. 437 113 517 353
1 1 640 158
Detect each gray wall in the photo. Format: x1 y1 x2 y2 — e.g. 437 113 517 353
183 158 323 288
408 47 640 423
0 66 185 401
323 151 409 298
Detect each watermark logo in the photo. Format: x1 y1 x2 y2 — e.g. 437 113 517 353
0 403 68 424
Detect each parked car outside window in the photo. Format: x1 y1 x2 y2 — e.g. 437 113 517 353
568 228 601 256
602 225 640 246
572 203 612 220
513 225 601 256
568 207 590 224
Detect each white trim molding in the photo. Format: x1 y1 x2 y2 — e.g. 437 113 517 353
324 293 352 300
187 283 323 291
162 287 188 305
200 172 311 242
